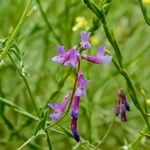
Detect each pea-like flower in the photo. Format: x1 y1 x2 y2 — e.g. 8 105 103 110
51 46 80 67
51 45 70 64
80 31 91 49
114 89 130 122
75 71 90 96
64 46 80 67
71 118 80 142
81 46 112 64
48 92 71 120
71 96 80 119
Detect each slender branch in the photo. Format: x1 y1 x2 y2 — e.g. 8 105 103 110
0 0 32 61
17 135 35 150
47 60 81 129
0 97 39 121
138 0 150 26
94 116 115 149
83 0 150 130
8 54 40 117
35 0 61 43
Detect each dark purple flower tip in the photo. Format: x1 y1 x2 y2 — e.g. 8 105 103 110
80 31 91 49
114 89 130 122
125 102 130 111
120 109 127 122
71 118 80 142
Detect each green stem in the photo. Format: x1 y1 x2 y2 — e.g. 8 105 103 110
112 59 150 130
17 135 35 150
47 60 81 129
84 0 150 131
94 116 115 149
45 130 53 150
8 54 40 117
0 97 39 121
35 0 61 43
0 0 32 61
84 0 123 67
138 0 150 26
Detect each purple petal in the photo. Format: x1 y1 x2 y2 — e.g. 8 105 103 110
97 46 106 57
64 47 79 67
80 41 91 49
81 54 100 64
71 96 80 119
75 88 83 97
99 56 112 64
51 56 65 64
71 118 80 142
48 103 60 111
120 108 127 122
80 32 91 49
59 92 71 111
49 112 62 121
57 45 65 55
80 32 91 41
125 102 130 111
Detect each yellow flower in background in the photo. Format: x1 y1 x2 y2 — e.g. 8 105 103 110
144 0 150 4
72 16 89 31
90 36 100 45
146 99 150 106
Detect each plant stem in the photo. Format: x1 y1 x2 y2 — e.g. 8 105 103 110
138 0 150 26
35 0 61 43
0 0 32 61
94 116 115 149
47 60 81 129
8 54 40 117
84 0 150 131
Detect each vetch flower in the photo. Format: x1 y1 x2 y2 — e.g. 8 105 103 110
71 117 80 142
48 92 71 120
114 89 130 122
80 32 91 49
81 46 112 64
75 71 90 97
64 46 80 67
51 46 80 67
71 96 80 119
51 45 70 64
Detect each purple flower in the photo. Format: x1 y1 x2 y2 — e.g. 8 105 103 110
71 96 80 119
81 46 112 64
114 89 130 122
51 45 70 64
64 46 80 67
48 92 71 120
80 32 91 49
75 71 90 96
51 46 80 67
71 117 80 142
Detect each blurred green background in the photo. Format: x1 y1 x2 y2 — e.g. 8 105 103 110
0 0 150 149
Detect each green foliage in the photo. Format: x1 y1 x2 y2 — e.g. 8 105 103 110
0 0 150 149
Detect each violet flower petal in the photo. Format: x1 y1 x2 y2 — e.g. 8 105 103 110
80 32 91 49
71 96 80 119
71 118 80 142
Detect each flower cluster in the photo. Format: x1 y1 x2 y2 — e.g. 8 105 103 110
48 31 112 142
114 89 130 122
